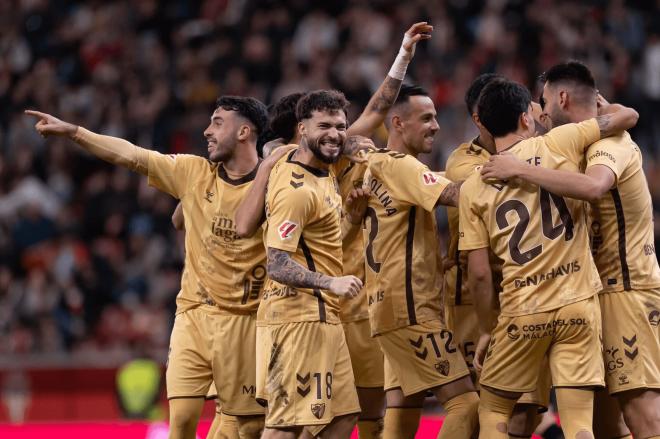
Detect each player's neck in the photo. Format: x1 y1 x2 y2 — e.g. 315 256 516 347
494 132 527 153
222 145 260 177
569 107 597 123
475 135 496 155
386 137 417 157
295 143 330 170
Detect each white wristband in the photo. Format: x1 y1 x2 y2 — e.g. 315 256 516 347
388 33 415 80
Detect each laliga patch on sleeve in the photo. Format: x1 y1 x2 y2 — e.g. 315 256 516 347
278 220 298 240
422 171 442 185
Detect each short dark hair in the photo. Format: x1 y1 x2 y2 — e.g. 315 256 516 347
216 96 269 136
296 89 349 121
465 73 505 115
477 80 531 137
541 61 596 90
269 92 304 142
393 84 429 107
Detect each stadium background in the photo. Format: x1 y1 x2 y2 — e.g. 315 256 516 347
1 0 660 436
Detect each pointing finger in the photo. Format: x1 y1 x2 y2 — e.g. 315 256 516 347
25 110 49 119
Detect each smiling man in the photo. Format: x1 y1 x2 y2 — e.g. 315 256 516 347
25 96 270 439
361 85 479 439
259 90 364 439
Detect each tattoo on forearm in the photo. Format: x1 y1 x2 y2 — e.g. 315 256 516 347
267 248 332 289
595 114 612 136
370 76 403 113
438 182 462 207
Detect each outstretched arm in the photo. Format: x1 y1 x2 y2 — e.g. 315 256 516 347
481 152 615 202
235 146 293 238
25 110 149 175
267 248 362 297
347 22 432 137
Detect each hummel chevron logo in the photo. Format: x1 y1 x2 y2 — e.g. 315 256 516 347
296 372 310 397
625 347 638 360
290 180 303 189
622 335 637 347
292 172 304 179
623 334 638 360
409 337 428 360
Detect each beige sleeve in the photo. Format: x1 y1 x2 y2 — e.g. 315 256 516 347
73 127 150 175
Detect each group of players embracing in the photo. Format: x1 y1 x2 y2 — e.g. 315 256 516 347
25 19 660 439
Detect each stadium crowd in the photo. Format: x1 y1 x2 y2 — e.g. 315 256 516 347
1 0 660 359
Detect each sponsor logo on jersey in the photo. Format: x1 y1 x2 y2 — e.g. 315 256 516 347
278 221 298 240
649 309 660 327
422 172 441 185
506 324 520 340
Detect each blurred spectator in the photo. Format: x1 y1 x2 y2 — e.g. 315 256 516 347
1 0 660 359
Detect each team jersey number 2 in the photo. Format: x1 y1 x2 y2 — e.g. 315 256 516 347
496 188 574 265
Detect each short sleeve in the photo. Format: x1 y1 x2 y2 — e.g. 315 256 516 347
147 152 205 199
458 176 490 251
585 135 631 185
368 154 451 212
266 185 315 252
543 118 600 165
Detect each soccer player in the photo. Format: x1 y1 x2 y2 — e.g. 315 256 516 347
237 22 433 439
361 84 479 439
480 61 660 439
25 97 275 439
443 73 551 438
259 89 363 438
459 79 638 439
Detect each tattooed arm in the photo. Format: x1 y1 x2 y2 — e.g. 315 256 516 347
595 105 638 138
435 181 462 208
347 22 432 138
267 247 363 297
347 76 404 138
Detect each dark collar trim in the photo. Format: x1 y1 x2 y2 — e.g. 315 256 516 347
217 160 261 185
498 139 523 153
285 150 329 177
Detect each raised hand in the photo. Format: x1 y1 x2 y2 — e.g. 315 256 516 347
24 110 78 138
401 22 433 57
328 275 363 298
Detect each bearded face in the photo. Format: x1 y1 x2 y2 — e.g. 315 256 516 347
300 110 348 164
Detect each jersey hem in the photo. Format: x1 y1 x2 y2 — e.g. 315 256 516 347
498 291 597 318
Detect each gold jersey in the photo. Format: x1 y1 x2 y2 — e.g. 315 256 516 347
585 132 660 292
147 152 266 314
458 119 603 317
259 150 344 325
337 161 369 322
444 140 495 306
362 149 450 335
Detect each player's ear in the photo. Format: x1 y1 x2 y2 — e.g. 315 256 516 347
297 121 306 139
391 114 403 132
559 90 568 109
237 124 250 141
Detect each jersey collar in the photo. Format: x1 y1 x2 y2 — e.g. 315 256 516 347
286 150 329 177
217 160 261 185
